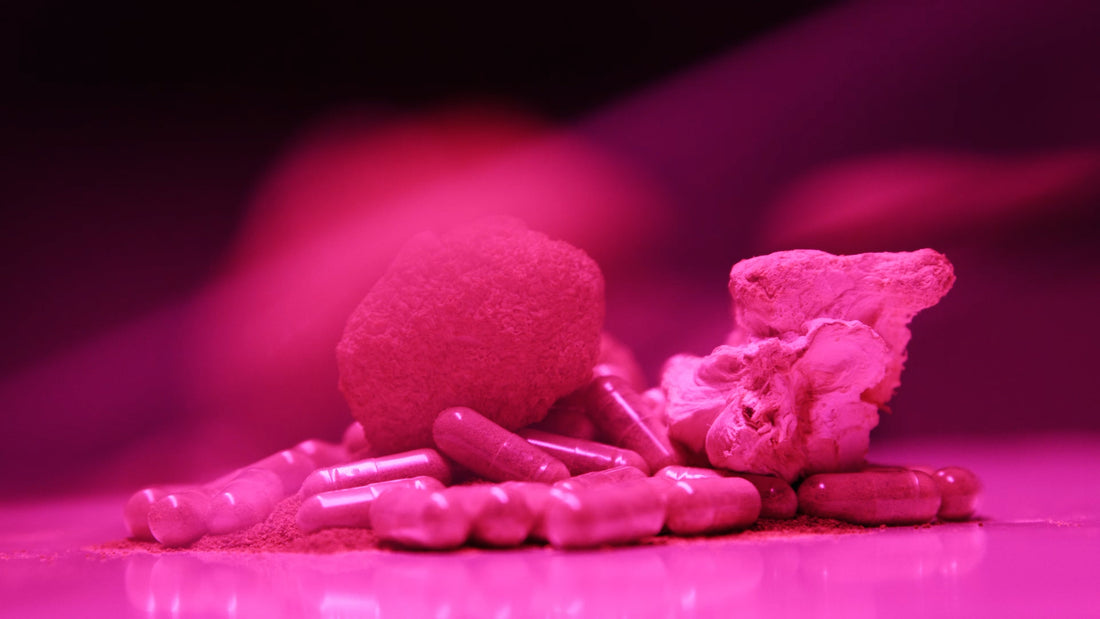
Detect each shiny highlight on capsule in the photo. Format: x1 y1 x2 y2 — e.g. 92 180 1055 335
301 448 453 497
370 488 472 550
543 478 666 549
651 476 761 535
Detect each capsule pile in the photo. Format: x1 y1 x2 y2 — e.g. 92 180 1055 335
124 376 982 551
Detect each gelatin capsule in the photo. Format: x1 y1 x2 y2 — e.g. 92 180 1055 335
300 448 453 497
444 484 534 547
654 465 722 481
650 476 760 536
498 481 554 541
370 488 472 550
518 428 650 475
582 375 681 471
147 489 211 547
726 472 798 520
543 479 666 549
253 447 322 496
293 439 348 468
798 470 941 526
531 391 601 441
296 476 444 533
933 466 982 521
341 421 371 454
433 407 570 484
206 467 284 535
553 464 648 492
124 486 184 541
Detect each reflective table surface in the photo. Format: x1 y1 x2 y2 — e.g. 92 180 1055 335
2 434 1098 618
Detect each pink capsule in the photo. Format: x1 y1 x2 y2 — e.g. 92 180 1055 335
124 486 181 540
798 470 942 526
933 466 982 521
553 464 648 492
518 428 650 475
543 479 666 549
498 481 554 541
252 448 321 496
726 472 798 520
206 467 284 535
296 476 445 533
433 407 570 484
370 488 472 550
341 421 371 454
293 439 348 467
654 465 722 481
531 390 601 440
444 484 534 547
581 375 681 471
301 448 453 497
651 476 760 536
147 489 211 547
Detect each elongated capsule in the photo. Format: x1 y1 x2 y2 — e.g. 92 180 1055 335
206 467 284 535
582 376 681 471
543 479 666 549
654 465 721 481
433 407 570 484
554 465 648 492
650 476 760 536
147 489 211 547
342 422 371 454
370 488 472 550
518 428 650 475
301 448 453 497
296 476 444 533
498 481 554 541
798 470 941 526
727 472 798 520
124 486 185 540
444 484 533 547
933 466 982 521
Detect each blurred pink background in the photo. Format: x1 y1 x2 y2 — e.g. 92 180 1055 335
2 1 1098 498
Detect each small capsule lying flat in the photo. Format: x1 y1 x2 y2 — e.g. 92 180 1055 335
499 481 554 541
518 428 650 475
433 407 570 484
124 486 186 541
301 448 453 497
296 476 445 533
370 488 472 550
726 472 798 520
933 466 981 521
444 484 533 547
543 479 666 549
581 376 681 471
651 476 760 536
798 470 941 526
206 468 285 535
553 465 648 492
253 447 322 496
147 489 211 547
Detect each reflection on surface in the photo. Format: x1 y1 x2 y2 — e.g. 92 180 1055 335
121 525 987 617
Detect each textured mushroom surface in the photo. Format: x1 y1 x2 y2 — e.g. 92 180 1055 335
662 249 954 482
337 219 604 454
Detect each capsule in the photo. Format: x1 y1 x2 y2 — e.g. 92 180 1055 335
433 407 570 484
933 466 982 521
301 448 453 497
341 421 371 454
798 470 941 526
206 467 284 535
553 465 648 492
296 476 444 533
654 465 722 481
727 472 798 520
124 486 180 540
651 476 760 536
370 488 472 550
518 428 650 475
443 484 534 547
581 375 681 471
543 479 666 549
532 391 601 440
147 489 211 547
498 481 554 542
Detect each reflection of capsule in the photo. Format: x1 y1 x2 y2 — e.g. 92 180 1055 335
798 470 941 525
581 376 681 471
207 467 285 535
433 407 570 483
651 476 760 535
297 476 445 533
518 428 649 475
444 484 533 547
147 489 211 547
553 464 647 492
371 488 472 550
301 448 453 496
543 479 666 548
933 466 982 520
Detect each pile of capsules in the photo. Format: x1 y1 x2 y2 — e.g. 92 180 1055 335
124 375 981 550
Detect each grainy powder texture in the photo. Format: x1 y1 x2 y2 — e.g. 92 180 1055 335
337 218 605 454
